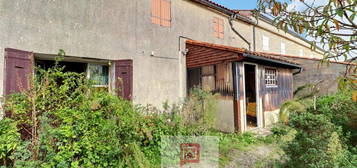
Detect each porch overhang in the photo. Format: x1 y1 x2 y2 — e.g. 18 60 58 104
186 40 301 69
243 53 302 69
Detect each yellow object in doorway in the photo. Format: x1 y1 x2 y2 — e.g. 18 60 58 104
247 102 257 117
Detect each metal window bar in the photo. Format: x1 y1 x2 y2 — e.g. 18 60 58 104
265 69 277 87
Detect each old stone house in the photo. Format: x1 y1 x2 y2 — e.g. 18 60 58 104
0 0 350 132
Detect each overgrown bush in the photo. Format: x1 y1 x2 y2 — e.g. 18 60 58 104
182 87 218 131
283 113 351 167
314 91 357 146
279 99 312 123
275 91 357 167
0 63 197 167
0 60 227 167
0 119 20 166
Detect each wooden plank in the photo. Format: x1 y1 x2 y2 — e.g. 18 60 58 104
4 48 33 95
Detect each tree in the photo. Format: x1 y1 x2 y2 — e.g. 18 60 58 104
256 0 356 92
256 0 356 61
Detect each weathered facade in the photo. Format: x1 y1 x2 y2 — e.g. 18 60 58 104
186 40 299 132
0 0 349 131
0 0 255 107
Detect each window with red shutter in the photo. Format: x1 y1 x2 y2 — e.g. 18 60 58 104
213 17 224 39
151 0 171 27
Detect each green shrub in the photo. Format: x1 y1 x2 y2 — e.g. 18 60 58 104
183 87 218 131
279 99 312 123
283 112 351 167
0 119 20 167
0 61 224 167
0 64 189 167
276 91 357 167
314 92 357 146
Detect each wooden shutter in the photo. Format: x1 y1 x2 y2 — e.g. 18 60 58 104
151 0 161 25
218 18 224 38
213 17 224 38
151 0 171 27
161 0 171 27
4 48 33 95
115 60 133 101
213 17 219 37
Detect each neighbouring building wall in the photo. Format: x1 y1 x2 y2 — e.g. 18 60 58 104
0 0 252 108
283 57 349 95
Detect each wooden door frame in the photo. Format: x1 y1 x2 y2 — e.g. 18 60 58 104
242 62 263 131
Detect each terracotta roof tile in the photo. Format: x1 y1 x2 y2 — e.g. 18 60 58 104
203 0 232 11
186 40 300 66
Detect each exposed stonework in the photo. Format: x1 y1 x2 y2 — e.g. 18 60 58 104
286 57 348 95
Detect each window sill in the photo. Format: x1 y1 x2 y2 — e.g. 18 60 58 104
92 85 109 88
266 85 278 88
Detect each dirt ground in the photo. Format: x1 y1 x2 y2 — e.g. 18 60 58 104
224 144 282 168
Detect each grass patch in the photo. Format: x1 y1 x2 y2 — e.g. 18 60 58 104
215 132 277 167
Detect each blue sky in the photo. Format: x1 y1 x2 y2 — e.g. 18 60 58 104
210 0 258 10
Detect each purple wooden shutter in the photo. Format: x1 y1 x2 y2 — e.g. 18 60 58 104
4 48 33 95
115 60 133 101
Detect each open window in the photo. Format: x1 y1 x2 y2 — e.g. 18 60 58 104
4 49 133 101
87 64 109 89
35 59 110 91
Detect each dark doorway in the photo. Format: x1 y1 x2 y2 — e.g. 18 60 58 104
244 64 257 129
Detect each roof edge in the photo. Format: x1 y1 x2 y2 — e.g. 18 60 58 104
186 39 301 68
243 53 302 69
189 0 254 24
258 51 357 65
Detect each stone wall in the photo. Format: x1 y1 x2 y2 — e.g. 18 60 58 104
287 57 348 95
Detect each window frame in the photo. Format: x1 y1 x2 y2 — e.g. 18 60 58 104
280 42 286 55
86 63 110 88
262 35 270 51
299 49 304 57
264 68 278 88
